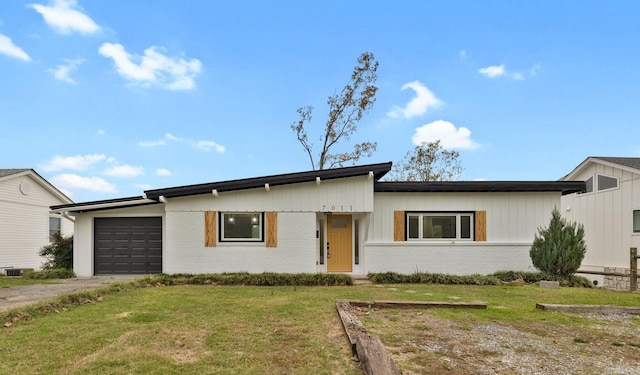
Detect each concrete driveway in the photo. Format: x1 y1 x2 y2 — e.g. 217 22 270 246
0 275 142 313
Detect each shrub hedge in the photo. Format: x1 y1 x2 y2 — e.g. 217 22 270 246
136 272 354 287
368 270 592 288
22 268 76 279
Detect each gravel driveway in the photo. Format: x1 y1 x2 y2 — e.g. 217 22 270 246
0 276 141 312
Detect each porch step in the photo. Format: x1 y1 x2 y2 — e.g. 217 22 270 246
351 275 372 285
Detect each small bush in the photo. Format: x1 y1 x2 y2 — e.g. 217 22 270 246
530 208 586 277
22 268 76 279
39 233 73 270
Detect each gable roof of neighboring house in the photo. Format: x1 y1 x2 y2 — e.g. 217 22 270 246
0 168 73 204
376 181 585 195
562 156 640 180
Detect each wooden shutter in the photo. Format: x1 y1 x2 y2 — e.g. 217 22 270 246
394 211 405 241
266 211 278 247
204 211 217 247
475 211 486 242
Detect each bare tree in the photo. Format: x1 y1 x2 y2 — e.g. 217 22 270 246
388 140 463 181
291 52 379 170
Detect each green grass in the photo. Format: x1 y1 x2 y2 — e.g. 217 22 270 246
0 275 55 288
1 282 639 374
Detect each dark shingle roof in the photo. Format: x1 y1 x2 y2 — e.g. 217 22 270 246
592 157 640 172
0 169 30 178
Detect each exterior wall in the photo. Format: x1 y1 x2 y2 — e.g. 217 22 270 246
71 205 165 277
562 163 640 274
363 192 560 275
0 174 71 270
164 211 316 274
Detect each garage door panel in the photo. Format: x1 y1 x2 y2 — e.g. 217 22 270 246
94 217 163 275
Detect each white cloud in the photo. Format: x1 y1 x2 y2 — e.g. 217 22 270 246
47 58 83 83
412 120 479 150
28 0 100 35
0 34 31 61
156 168 171 176
387 81 442 119
459 50 467 60
40 154 106 172
102 164 144 178
138 139 166 147
96 129 105 136
478 64 505 78
98 42 202 90
165 133 182 142
478 64 539 80
196 140 225 153
50 173 116 196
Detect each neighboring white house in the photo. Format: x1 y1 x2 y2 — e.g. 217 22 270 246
561 157 640 289
51 162 584 277
0 169 74 273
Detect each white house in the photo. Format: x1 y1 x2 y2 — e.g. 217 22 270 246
561 157 640 289
51 162 584 277
0 169 73 273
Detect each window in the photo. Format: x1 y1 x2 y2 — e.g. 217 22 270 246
597 174 618 191
354 219 360 265
319 219 325 265
584 176 593 193
407 212 474 240
634 210 640 233
220 212 263 242
49 216 61 242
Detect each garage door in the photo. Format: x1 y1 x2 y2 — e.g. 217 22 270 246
94 217 162 275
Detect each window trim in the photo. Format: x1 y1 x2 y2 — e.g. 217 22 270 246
596 174 619 192
219 212 265 242
49 215 62 242
406 211 475 241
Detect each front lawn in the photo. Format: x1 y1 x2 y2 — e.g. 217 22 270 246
1 283 639 374
0 275 54 288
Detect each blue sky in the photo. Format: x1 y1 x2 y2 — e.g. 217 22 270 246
1 1 638 202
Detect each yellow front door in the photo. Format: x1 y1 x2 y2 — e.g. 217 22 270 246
327 215 352 272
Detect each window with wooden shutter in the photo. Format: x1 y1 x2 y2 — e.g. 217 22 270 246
394 211 405 241
204 211 217 247
266 211 278 247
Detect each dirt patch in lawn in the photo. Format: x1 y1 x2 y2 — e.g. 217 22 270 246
358 308 640 375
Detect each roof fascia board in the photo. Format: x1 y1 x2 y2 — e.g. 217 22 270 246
375 181 585 195
51 197 157 213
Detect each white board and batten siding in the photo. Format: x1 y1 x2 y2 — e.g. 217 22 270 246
562 163 640 270
0 173 72 270
363 192 561 275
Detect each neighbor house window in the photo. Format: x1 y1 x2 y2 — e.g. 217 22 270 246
49 216 61 242
220 212 264 242
584 176 594 193
407 212 474 240
634 210 640 233
597 174 618 191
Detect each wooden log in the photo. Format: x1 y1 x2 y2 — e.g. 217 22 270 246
536 303 640 314
356 333 401 375
336 300 367 354
347 299 487 310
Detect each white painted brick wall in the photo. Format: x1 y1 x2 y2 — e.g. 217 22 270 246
165 211 316 274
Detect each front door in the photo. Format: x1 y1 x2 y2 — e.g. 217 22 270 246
327 214 352 272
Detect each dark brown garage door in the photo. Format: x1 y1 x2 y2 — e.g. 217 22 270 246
94 217 162 275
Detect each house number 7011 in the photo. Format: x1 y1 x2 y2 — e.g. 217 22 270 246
321 205 353 212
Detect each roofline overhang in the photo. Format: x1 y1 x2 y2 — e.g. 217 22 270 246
51 196 158 213
375 181 586 195
144 161 393 200
563 156 640 181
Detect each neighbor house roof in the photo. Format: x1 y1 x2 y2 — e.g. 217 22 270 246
562 156 640 181
1 168 73 204
375 181 585 195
